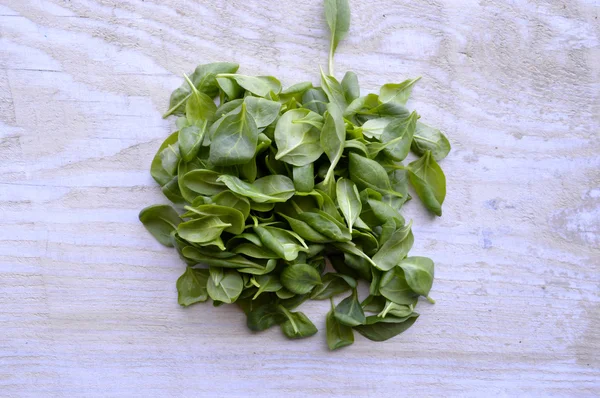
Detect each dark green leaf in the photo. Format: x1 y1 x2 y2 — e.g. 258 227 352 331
326 299 354 350
279 306 318 339
209 102 258 166
372 221 414 271
310 273 356 300
139 204 181 246
247 303 286 331
206 267 244 304
218 175 295 203
281 263 322 294
176 267 209 306
354 313 419 341
334 289 366 326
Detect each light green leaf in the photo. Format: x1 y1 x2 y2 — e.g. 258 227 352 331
209 102 258 166
177 267 209 306
407 150 446 216
336 178 361 233
139 204 181 247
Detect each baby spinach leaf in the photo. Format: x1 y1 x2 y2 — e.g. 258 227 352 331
398 256 435 300
310 272 356 300
380 111 418 161
278 306 318 339
183 73 217 124
372 221 414 271
324 0 351 75
320 68 347 111
177 216 231 244
247 303 286 331
377 300 414 318
139 204 182 247
379 77 421 106
279 213 331 243
182 204 245 235
326 298 354 350
181 169 226 198
207 267 244 304
252 274 283 299
379 266 419 305
359 117 394 140
178 124 207 162
302 88 328 115
151 132 179 186
341 71 360 103
411 122 451 161
280 82 313 103
211 191 251 220
232 243 278 259
354 313 419 341
244 96 281 128
216 74 282 97
161 176 185 204
293 164 314 193
281 263 322 294
348 153 397 196
218 175 295 203
177 267 209 306
164 62 239 118
216 76 244 100
336 178 361 233
334 289 366 327
407 150 446 216
274 109 324 166
297 211 352 242
159 144 180 176
321 103 346 187
254 225 308 262
209 102 258 166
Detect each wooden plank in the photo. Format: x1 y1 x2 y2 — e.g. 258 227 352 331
0 0 598 396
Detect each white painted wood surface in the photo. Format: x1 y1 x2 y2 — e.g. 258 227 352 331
1 0 599 396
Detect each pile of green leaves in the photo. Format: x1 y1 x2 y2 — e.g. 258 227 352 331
139 0 450 349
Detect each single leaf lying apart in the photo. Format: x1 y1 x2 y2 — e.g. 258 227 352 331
140 0 450 350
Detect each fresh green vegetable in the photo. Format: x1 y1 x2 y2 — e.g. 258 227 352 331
140 0 450 350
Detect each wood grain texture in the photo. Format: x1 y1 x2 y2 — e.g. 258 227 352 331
1 0 599 396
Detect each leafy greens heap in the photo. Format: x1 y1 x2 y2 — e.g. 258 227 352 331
140 0 450 349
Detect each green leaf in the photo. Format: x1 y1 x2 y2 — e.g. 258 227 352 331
310 272 356 300
281 263 322 294
216 74 282 97
209 102 258 166
354 313 419 341
159 144 180 176
359 117 394 139
183 73 217 124
377 300 414 318
372 221 414 271
164 62 239 118
407 150 446 216
218 175 295 203
280 82 313 103
206 267 244 304
274 109 324 166
177 216 231 244
244 96 281 128
178 124 207 162
176 267 209 306
181 169 226 200
278 213 331 243
379 77 421 106
348 152 397 196
334 289 366 326
251 274 283 299
231 243 278 259
411 122 451 161
278 306 318 339
181 204 245 235
151 132 179 186
398 256 435 299
246 303 286 331
326 299 354 350
321 102 346 187
297 211 351 242
161 176 185 204
216 76 243 100
341 71 360 103
139 204 181 246
380 111 418 161
336 178 361 233
379 267 419 305
293 164 314 193
211 191 251 220
302 88 328 115
254 225 308 262
320 68 347 111
324 0 351 75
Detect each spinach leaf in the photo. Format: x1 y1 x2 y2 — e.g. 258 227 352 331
407 150 446 216
151 132 179 186
380 111 418 161
372 221 414 271
336 178 361 233
218 175 295 203
379 266 419 305
211 191 251 219
341 71 360 103
302 88 328 115
139 204 181 246
278 306 318 339
354 313 419 341
310 273 356 300
274 109 324 166
181 169 226 199
177 216 231 244
281 263 322 294
411 122 451 161
293 164 315 193
207 267 244 304
209 102 258 166
177 267 209 306
254 225 308 262
326 298 354 350
182 204 245 234
320 68 347 111
321 103 346 187
379 77 421 105
247 303 286 331
324 0 351 75
244 96 281 128
216 74 282 97
334 289 366 326
348 153 398 197
251 274 283 299
398 256 435 301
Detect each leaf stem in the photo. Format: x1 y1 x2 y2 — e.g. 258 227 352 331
328 36 335 76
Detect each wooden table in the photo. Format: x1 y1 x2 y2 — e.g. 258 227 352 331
1 1 599 396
